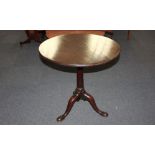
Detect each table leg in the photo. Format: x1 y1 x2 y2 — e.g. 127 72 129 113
20 30 42 46
127 30 131 40
83 92 108 117
56 67 108 122
57 94 80 122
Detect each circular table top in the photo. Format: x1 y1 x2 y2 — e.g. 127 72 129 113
39 34 120 67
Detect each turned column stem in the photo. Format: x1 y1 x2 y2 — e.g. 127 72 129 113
77 67 84 89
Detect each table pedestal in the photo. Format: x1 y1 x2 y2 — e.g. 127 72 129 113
57 68 108 122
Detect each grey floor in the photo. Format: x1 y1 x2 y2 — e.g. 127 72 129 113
0 30 155 125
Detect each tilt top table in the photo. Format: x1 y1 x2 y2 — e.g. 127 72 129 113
39 34 120 122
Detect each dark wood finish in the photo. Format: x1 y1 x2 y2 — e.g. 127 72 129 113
57 68 108 121
20 30 45 46
127 30 131 40
39 34 120 121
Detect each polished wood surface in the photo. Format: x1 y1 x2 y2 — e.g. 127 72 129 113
39 34 120 67
39 34 120 121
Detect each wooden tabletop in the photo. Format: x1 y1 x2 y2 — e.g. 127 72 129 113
39 34 120 67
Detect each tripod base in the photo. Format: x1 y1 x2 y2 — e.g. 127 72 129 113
57 88 108 122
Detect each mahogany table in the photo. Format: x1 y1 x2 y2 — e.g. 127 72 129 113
39 34 120 121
